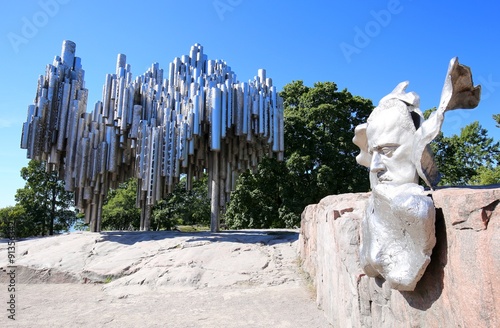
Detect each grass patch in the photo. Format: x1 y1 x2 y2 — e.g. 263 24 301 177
295 257 317 297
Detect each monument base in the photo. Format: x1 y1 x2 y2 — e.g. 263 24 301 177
298 186 500 328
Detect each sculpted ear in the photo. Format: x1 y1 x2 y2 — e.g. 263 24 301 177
353 123 371 168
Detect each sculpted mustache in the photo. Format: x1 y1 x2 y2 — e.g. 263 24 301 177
376 172 391 181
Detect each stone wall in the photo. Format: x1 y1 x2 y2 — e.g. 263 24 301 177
298 186 500 328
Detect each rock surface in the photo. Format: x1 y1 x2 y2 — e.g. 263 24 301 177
298 186 500 328
0 230 332 327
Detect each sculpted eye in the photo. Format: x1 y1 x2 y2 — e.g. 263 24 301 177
378 146 398 157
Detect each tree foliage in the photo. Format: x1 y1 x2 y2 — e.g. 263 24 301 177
0 205 28 238
469 114 500 185
12 160 76 236
469 166 500 185
284 81 373 193
151 175 210 230
430 121 500 185
224 157 295 229
225 81 373 229
493 114 500 128
101 178 140 230
101 175 210 231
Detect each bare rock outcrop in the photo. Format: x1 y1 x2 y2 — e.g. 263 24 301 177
298 186 500 328
0 230 333 327
0 230 301 290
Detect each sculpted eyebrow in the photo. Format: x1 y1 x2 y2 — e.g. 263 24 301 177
375 144 399 149
371 144 399 151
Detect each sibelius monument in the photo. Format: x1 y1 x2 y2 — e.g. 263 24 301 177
20 40 284 232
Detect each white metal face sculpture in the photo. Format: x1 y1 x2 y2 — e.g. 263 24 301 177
353 58 481 291
366 100 419 188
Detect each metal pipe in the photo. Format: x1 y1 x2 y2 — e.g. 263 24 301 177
211 87 222 151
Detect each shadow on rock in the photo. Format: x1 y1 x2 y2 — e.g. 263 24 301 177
401 208 447 310
97 230 299 246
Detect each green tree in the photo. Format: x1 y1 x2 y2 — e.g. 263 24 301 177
101 178 140 230
284 81 373 194
430 121 500 185
224 157 293 229
151 175 210 230
225 81 373 229
469 166 500 185
101 175 210 231
493 114 500 128
14 160 76 236
185 175 211 226
72 212 89 231
467 113 500 185
0 205 30 238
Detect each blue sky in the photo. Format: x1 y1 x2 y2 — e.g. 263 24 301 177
1 0 499 207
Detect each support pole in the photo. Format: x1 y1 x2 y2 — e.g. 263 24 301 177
95 194 103 233
140 198 145 230
210 152 220 232
144 205 152 231
139 198 152 231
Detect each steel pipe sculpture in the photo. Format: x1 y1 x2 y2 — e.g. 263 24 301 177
21 40 284 232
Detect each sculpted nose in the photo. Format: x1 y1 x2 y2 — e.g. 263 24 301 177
370 152 385 173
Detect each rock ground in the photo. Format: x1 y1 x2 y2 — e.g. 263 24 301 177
0 230 331 328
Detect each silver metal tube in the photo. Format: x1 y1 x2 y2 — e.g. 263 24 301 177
221 84 227 138
116 54 126 75
242 82 249 135
61 40 76 67
211 87 222 151
272 87 279 152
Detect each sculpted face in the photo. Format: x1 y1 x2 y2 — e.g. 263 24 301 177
353 82 444 291
366 103 418 188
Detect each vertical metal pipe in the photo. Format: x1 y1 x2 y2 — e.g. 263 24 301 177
211 87 221 151
210 152 220 232
193 94 200 135
61 40 76 68
272 86 279 152
257 69 266 84
242 82 249 135
116 54 126 75
258 91 264 135
221 84 227 138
